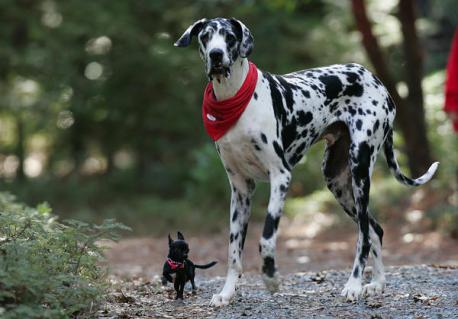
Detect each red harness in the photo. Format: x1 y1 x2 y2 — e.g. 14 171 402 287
202 62 258 141
167 258 185 270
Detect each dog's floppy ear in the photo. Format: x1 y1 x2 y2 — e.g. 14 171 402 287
177 231 185 240
230 18 254 58
168 234 173 246
174 18 207 47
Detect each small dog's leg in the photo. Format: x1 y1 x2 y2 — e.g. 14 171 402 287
174 279 181 300
259 169 291 293
210 176 255 307
191 277 197 294
179 282 185 299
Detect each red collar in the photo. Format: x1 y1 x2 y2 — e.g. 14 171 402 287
202 62 258 141
167 258 185 270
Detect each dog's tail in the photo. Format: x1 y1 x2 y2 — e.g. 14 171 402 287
194 261 217 269
383 128 439 186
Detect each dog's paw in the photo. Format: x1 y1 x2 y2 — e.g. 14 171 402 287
210 293 231 307
262 272 280 293
341 280 363 302
363 281 385 297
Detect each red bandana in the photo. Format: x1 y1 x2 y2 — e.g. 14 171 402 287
202 62 258 141
167 258 185 270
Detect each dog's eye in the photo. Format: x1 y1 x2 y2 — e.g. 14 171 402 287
200 33 209 43
226 34 236 45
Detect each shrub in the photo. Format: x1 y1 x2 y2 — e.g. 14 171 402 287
0 193 129 319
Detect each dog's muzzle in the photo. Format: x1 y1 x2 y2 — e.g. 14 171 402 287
208 49 230 77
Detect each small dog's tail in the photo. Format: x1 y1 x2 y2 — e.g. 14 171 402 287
194 261 217 269
383 128 439 186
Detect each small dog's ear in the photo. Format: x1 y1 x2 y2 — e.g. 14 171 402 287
168 233 173 246
174 18 207 47
177 231 185 240
229 18 254 58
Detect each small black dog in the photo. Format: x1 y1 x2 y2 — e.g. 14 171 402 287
162 232 217 299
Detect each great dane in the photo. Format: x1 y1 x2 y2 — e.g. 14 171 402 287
174 17 439 306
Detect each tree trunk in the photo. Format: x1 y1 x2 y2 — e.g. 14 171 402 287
15 115 26 180
351 0 433 177
398 0 433 176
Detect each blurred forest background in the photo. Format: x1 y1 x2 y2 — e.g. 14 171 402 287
0 0 456 236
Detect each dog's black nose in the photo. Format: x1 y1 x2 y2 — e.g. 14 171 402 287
209 49 223 64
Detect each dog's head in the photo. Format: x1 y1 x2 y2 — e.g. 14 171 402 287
167 232 189 262
174 17 254 78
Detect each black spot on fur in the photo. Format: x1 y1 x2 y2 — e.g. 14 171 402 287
319 75 342 103
360 239 371 265
301 90 311 98
262 256 276 277
353 266 359 278
297 111 313 126
262 214 280 239
370 218 384 245
261 133 268 144
348 105 356 116
273 141 290 170
232 209 239 223
344 71 360 83
356 119 363 130
274 75 298 112
352 142 371 189
372 74 383 87
241 224 248 249
281 118 298 150
373 120 380 133
343 82 364 97
386 96 395 111
254 92 258 100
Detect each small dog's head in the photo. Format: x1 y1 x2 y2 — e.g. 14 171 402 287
167 231 189 262
174 17 254 78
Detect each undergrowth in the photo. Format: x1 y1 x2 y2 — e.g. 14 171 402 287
0 192 130 319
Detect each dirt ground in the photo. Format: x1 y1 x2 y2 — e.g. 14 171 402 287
104 218 458 279
102 190 458 318
100 265 458 318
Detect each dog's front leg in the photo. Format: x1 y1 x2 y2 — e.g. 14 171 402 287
259 169 291 293
210 175 255 307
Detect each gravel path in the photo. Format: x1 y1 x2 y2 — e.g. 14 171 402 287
101 265 457 318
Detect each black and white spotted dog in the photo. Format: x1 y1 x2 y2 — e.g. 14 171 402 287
175 18 439 306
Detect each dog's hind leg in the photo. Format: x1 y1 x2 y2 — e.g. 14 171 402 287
259 168 291 293
210 174 255 307
364 218 385 296
322 123 385 300
338 137 379 301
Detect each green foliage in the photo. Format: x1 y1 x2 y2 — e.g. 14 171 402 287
0 0 455 235
0 193 130 318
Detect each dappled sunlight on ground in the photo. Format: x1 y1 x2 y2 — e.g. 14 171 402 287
105 218 458 279
103 186 455 307
105 185 458 278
